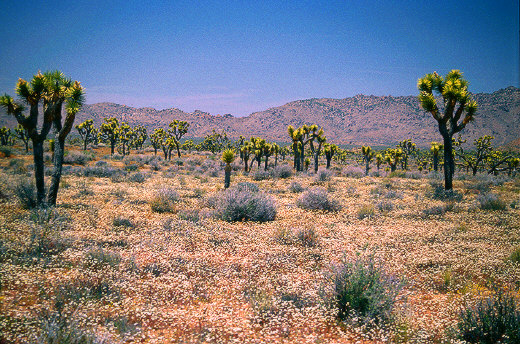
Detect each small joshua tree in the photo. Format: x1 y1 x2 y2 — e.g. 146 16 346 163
168 120 189 158
418 70 477 190
98 117 120 155
324 143 337 169
384 148 403 172
375 153 383 171
241 141 253 172
398 139 416 170
75 119 97 150
222 149 235 188
454 135 494 175
430 142 443 172
361 146 374 176
15 124 30 152
0 127 12 146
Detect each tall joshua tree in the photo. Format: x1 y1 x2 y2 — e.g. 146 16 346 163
418 70 477 190
0 70 85 206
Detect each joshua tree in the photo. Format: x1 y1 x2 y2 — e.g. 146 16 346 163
272 143 280 167
98 117 120 155
361 146 375 176
324 143 337 169
200 130 229 154
118 122 133 156
15 124 30 152
182 139 195 153
398 139 416 170
222 149 235 188
313 134 327 173
75 119 97 150
240 141 253 172
375 153 383 171
384 148 403 172
168 120 189 158
150 128 163 155
454 135 494 175
418 70 477 190
430 142 443 172
288 126 301 171
0 127 12 146
1 71 85 206
262 142 275 171
132 125 147 150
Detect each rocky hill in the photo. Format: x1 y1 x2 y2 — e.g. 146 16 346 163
1 87 519 147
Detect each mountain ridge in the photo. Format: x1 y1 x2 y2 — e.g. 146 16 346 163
1 87 518 147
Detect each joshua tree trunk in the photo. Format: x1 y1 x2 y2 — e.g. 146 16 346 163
47 138 65 205
442 134 454 191
176 143 181 158
264 157 269 171
224 164 231 188
244 156 249 172
32 139 46 205
433 154 439 172
365 160 370 176
326 157 331 169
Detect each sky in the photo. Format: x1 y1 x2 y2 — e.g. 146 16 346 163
0 0 518 117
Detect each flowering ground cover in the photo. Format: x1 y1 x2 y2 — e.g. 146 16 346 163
0 148 519 343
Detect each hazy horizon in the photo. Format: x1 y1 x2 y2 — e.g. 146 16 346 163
1 1 518 117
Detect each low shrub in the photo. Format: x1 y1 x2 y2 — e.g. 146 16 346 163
14 179 37 209
297 187 341 212
509 247 520 263
377 200 394 212
26 207 71 258
342 166 364 179
85 247 121 269
36 311 105 344
150 188 180 213
271 164 293 179
112 216 135 228
63 150 93 165
477 192 507 211
288 181 304 193
252 169 270 181
235 182 260 193
428 182 463 202
213 186 276 222
326 254 403 326
357 204 376 219
127 172 147 183
295 228 319 247
315 168 332 182
457 288 520 343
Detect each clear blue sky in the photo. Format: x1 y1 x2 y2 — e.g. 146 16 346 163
1 0 518 116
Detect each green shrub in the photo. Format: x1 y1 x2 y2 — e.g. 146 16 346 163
510 247 520 263
85 248 121 269
477 192 507 211
327 254 403 326
15 179 37 209
457 288 520 343
357 204 376 219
